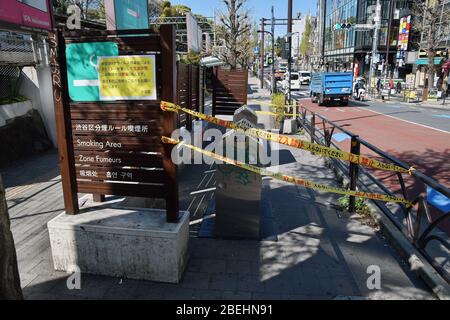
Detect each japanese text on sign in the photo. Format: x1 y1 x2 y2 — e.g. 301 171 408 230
98 55 157 101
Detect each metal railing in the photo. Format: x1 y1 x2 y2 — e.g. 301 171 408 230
298 102 450 283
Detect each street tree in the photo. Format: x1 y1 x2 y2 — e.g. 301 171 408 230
54 0 103 20
300 16 311 69
411 0 450 100
216 0 252 69
148 0 163 18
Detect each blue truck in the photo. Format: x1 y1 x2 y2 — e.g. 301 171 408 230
310 72 353 106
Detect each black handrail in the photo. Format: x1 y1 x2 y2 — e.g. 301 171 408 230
299 103 450 283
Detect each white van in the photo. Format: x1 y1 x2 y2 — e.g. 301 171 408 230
282 72 301 91
299 71 311 85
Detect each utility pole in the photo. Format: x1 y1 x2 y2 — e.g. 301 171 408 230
369 0 381 94
271 6 276 94
260 18 265 89
287 0 293 104
383 0 395 87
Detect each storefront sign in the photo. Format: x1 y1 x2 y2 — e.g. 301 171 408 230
0 0 52 30
98 55 157 101
405 74 415 89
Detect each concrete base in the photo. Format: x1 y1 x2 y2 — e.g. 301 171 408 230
47 206 190 283
282 119 298 134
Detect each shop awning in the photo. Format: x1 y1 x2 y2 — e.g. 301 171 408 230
416 57 444 65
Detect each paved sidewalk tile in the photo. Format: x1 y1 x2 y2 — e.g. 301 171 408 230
3 76 437 300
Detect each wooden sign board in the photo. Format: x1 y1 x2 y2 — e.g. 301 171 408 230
49 27 179 222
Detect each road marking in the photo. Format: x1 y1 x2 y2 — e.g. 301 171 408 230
357 107 450 134
433 114 450 119
333 132 351 142
337 108 345 112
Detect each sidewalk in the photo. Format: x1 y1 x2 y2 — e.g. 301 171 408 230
369 92 450 111
1 76 435 299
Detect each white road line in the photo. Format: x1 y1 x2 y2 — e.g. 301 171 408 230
190 187 217 196
357 107 450 134
337 108 345 112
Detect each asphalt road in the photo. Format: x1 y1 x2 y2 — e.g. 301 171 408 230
288 84 450 132
296 85 450 191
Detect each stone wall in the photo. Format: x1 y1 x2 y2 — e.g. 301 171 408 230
0 108 53 166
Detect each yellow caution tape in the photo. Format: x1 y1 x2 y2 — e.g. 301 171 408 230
162 136 412 206
256 110 297 117
248 99 296 109
160 101 413 174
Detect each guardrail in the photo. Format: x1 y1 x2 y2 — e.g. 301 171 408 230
297 102 450 283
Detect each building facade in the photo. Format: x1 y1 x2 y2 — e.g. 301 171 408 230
320 0 421 80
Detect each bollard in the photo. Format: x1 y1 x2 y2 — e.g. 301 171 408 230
349 136 361 214
310 113 316 144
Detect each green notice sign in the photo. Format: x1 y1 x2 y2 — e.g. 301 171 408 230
66 42 119 101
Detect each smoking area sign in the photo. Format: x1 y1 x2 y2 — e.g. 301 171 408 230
66 42 119 102
98 55 157 101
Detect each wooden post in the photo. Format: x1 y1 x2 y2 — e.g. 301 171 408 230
0 175 23 299
200 67 205 114
160 25 179 223
48 30 79 215
212 67 217 117
195 66 200 113
187 64 193 131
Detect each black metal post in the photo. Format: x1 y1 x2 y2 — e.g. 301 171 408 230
260 18 265 89
349 136 361 213
311 113 316 144
287 0 293 105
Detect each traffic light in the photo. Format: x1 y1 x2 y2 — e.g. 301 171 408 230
334 23 352 30
267 56 274 65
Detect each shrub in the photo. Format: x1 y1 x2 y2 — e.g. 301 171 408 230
271 92 285 127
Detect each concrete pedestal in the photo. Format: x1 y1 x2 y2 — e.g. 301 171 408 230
282 119 298 134
215 165 262 240
47 206 189 283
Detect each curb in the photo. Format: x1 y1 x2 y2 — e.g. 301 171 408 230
327 158 450 300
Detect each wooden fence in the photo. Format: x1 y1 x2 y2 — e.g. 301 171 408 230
176 62 202 130
49 26 179 222
212 67 248 116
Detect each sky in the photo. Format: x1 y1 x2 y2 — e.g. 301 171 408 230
168 0 318 38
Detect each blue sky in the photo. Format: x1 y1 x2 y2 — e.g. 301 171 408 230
169 0 318 37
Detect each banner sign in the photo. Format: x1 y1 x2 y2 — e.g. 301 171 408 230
98 55 157 101
397 15 411 65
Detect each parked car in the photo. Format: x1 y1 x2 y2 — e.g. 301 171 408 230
282 72 301 91
299 71 311 85
310 72 353 106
